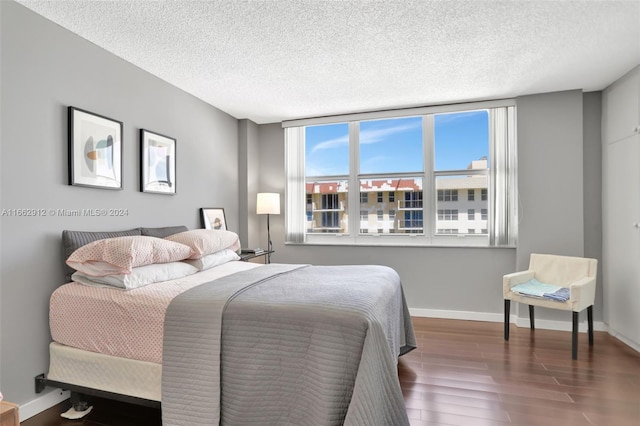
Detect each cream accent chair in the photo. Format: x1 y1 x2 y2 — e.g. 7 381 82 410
503 253 597 360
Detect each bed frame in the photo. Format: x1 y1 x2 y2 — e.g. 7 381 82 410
35 373 161 410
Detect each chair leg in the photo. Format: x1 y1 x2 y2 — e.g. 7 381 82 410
529 305 535 330
572 311 579 360
504 299 510 341
588 305 594 346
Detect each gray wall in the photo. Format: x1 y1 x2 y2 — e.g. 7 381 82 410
238 119 261 248
258 90 602 324
583 92 604 321
515 90 588 322
0 1 239 405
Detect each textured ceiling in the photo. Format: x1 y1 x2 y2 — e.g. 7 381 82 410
16 0 640 124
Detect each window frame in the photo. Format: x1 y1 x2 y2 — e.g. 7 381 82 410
284 99 517 247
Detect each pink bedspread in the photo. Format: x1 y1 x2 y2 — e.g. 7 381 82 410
50 261 260 364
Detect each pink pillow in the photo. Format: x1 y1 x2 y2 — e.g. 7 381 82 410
66 236 194 276
165 229 241 259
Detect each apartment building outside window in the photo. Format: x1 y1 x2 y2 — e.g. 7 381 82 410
284 101 517 247
438 209 458 221
438 189 458 201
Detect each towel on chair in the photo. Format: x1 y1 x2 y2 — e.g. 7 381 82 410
543 287 570 302
511 279 562 298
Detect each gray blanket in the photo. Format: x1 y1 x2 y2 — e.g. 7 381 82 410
162 264 416 426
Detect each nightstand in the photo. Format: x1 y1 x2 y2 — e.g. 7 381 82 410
1 401 19 426
240 250 274 264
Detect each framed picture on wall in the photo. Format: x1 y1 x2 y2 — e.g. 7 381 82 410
200 208 227 230
140 129 176 194
68 106 123 190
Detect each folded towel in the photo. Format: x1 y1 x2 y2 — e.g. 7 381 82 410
511 279 562 298
543 287 570 302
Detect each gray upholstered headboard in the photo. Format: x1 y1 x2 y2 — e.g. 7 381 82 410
62 225 189 283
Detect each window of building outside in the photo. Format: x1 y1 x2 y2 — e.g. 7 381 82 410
285 102 517 247
360 209 368 233
438 209 458 221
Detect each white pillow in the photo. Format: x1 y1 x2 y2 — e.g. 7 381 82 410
165 229 241 259
71 261 199 290
183 249 240 271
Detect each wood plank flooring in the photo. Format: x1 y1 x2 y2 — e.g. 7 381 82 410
22 317 640 425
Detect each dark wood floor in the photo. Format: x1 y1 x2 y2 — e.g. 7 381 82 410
22 317 640 425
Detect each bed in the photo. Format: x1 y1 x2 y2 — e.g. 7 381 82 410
37 226 416 425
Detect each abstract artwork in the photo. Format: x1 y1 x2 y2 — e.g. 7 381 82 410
140 129 176 194
68 107 123 189
200 208 227 230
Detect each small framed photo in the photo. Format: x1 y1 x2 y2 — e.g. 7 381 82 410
200 208 227 230
140 129 176 194
68 106 123 189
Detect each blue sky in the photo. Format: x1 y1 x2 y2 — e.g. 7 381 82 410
305 110 489 176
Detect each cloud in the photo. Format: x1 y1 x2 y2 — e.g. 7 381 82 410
310 119 422 153
360 120 422 145
310 134 349 153
435 110 487 124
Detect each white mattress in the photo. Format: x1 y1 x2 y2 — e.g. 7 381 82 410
48 341 161 401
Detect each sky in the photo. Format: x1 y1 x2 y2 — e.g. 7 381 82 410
305 110 489 177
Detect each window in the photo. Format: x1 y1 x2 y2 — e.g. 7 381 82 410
439 228 459 234
284 101 517 246
402 210 423 233
438 189 458 202
320 212 340 231
437 209 458 220
360 210 369 233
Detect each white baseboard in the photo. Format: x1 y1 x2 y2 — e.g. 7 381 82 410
409 307 607 333
18 388 69 422
607 328 640 353
410 308 504 323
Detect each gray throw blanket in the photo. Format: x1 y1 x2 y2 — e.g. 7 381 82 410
162 264 416 425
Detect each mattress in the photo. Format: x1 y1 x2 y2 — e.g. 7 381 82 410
47 342 161 401
50 260 260 364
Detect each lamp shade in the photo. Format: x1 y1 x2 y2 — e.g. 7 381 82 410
256 193 280 215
